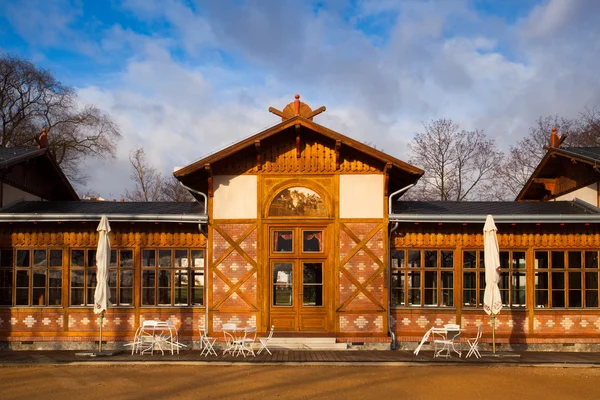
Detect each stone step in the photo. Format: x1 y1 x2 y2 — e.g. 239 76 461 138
264 337 348 351
268 337 338 344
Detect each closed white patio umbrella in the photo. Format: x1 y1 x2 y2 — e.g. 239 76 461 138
94 215 111 353
483 214 502 354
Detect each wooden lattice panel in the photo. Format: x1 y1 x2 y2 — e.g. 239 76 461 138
211 223 258 311
338 222 386 312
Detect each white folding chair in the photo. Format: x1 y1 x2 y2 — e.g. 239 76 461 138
221 323 238 355
238 326 257 357
257 325 275 355
165 320 187 354
130 325 155 355
465 324 483 359
199 327 217 357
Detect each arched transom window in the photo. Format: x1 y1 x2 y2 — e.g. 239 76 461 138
269 187 327 217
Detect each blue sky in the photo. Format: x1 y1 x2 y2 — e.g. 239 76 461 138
1 0 599 198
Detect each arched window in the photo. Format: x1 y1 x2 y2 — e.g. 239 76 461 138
269 187 327 217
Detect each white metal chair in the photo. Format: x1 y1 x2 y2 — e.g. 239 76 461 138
221 323 238 355
130 325 155 355
199 326 217 357
165 320 187 354
238 326 257 357
465 324 483 359
257 325 275 355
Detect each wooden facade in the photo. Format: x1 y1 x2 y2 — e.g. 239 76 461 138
391 222 600 347
1 97 599 351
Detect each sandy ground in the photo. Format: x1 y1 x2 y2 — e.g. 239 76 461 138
1 364 599 400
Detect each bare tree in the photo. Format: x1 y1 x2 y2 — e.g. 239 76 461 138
0 53 121 185
406 119 503 201
162 176 194 202
123 147 194 202
123 147 164 202
496 109 600 200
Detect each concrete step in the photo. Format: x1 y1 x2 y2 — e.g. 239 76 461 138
265 337 348 351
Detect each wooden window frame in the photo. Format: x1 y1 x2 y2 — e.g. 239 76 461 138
3 248 63 307
141 248 205 307
391 249 454 308
535 249 599 309
69 248 134 307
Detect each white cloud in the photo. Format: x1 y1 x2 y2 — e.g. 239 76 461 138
8 0 596 197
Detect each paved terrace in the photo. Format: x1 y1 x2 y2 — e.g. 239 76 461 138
1 349 599 366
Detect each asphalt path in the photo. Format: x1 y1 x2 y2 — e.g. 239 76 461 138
2 364 600 399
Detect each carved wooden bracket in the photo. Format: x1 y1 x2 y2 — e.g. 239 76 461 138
384 163 392 197
335 140 342 170
205 163 213 197
295 124 301 158
254 140 261 170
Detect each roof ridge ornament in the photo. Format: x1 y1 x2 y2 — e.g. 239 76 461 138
268 94 326 121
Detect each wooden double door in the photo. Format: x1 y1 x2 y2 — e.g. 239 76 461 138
268 225 329 332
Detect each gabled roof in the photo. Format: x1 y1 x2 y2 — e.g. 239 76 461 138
517 145 600 201
0 146 78 201
174 115 424 179
0 201 206 223
390 200 600 224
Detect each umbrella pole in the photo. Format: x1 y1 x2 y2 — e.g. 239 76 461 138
492 314 496 354
99 311 104 353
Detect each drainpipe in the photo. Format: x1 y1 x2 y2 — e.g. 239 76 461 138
387 183 414 350
178 182 208 214
178 182 210 335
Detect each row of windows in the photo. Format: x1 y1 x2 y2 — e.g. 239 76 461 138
391 249 600 309
0 248 205 307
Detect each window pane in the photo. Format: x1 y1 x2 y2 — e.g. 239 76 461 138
273 230 293 253
16 269 29 287
33 288 45 306
535 272 549 308
87 250 96 267
303 231 322 252
191 250 204 267
513 252 526 269
568 271 582 307
16 250 30 267
441 272 453 306
71 250 84 267
424 251 437 268
48 287 62 305
303 286 322 306
424 271 436 305
273 262 293 306
15 288 29 305
441 251 453 268
512 271 526 307
552 252 565 269
569 252 582 269
110 250 117 267
159 250 172 268
391 272 405 306
142 250 156 267
71 288 84 306
274 263 293 284
552 271 565 307
499 251 509 268
192 270 204 305
33 250 47 267
49 250 62 267
32 269 46 286
463 251 476 269
303 263 322 284
585 251 598 269
273 284 292 306
120 250 133 268
175 250 188 268
408 250 420 268
535 251 548 269
391 250 404 268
